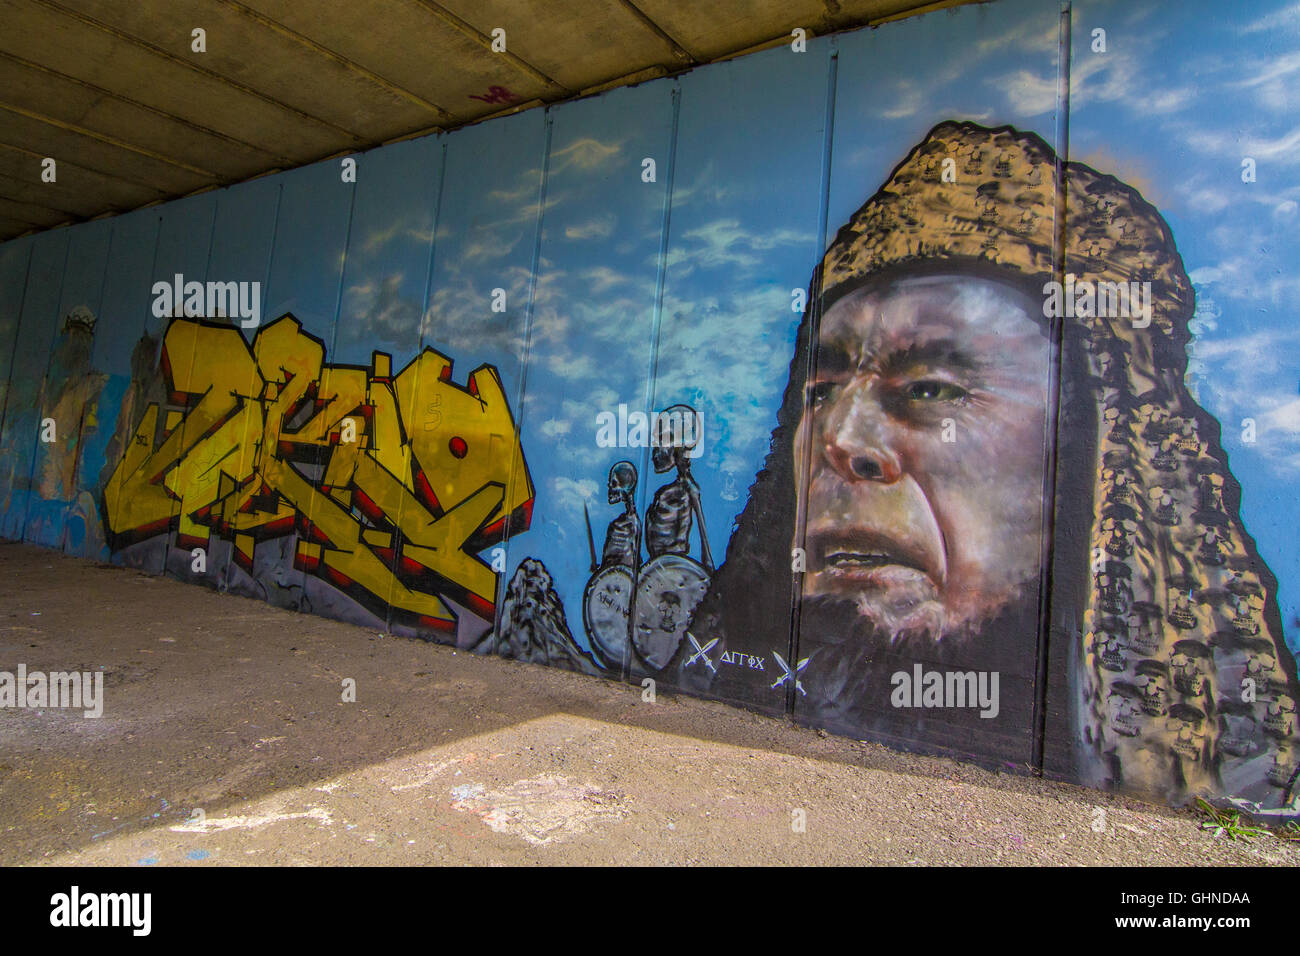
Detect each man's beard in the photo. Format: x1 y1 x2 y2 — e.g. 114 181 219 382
813 576 948 645
794 583 1041 754
800 574 1037 651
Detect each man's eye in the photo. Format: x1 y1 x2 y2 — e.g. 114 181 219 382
807 381 837 405
906 380 967 402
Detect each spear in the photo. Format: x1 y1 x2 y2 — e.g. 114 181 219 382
583 502 598 573
682 462 713 573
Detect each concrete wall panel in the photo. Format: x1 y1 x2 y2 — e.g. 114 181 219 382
23 217 112 551
491 79 676 681
1044 0 1300 816
0 228 69 541
69 207 159 562
386 108 548 646
782 0 1066 767
0 237 33 448
161 176 282 593
209 160 355 612
650 41 835 715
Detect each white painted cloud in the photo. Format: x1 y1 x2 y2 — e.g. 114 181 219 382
564 214 615 240
549 476 599 518
1238 1 1300 33
538 417 571 438
1188 326 1300 474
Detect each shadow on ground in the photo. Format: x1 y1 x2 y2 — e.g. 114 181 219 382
2 540 1297 865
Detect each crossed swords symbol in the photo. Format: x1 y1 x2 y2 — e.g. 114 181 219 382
771 651 809 697
684 632 718 674
685 635 808 695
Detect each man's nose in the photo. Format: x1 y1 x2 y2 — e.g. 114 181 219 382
821 386 902 484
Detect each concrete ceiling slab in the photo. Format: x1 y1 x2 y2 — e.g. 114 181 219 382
0 0 976 240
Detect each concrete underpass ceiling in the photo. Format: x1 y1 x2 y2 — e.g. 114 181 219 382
0 0 981 242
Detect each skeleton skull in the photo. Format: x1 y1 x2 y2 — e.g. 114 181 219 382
1264 696 1296 738
606 460 637 504
1137 672 1169 716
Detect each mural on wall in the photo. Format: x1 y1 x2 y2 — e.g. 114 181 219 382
690 120 1300 811
102 314 533 632
0 0 1297 818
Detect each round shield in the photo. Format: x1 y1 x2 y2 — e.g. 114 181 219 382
583 565 634 669
632 554 711 671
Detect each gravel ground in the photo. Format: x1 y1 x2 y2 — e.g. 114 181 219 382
1 540 1297 866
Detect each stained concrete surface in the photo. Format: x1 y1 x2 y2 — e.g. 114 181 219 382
1 540 1297 866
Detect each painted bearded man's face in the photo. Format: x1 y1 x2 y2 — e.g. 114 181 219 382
795 273 1050 640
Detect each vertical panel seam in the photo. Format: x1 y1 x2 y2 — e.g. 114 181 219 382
629 81 682 682
158 199 220 574
294 172 362 603
17 232 74 541
0 240 36 445
384 138 448 632
491 112 556 645
786 41 839 717
217 182 284 594
61 221 119 546
1030 0 1074 775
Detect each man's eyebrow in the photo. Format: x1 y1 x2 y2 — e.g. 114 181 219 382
874 339 979 373
810 341 853 377
811 335 980 377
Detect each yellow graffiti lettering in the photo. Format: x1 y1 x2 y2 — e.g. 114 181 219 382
104 315 533 629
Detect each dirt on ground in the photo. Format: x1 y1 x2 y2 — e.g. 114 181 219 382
1 540 1297 866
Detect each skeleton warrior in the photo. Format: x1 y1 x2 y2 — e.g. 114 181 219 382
583 407 714 673
645 404 713 570
600 461 640 571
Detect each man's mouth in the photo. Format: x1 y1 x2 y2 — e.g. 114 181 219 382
808 529 943 585
824 550 922 572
